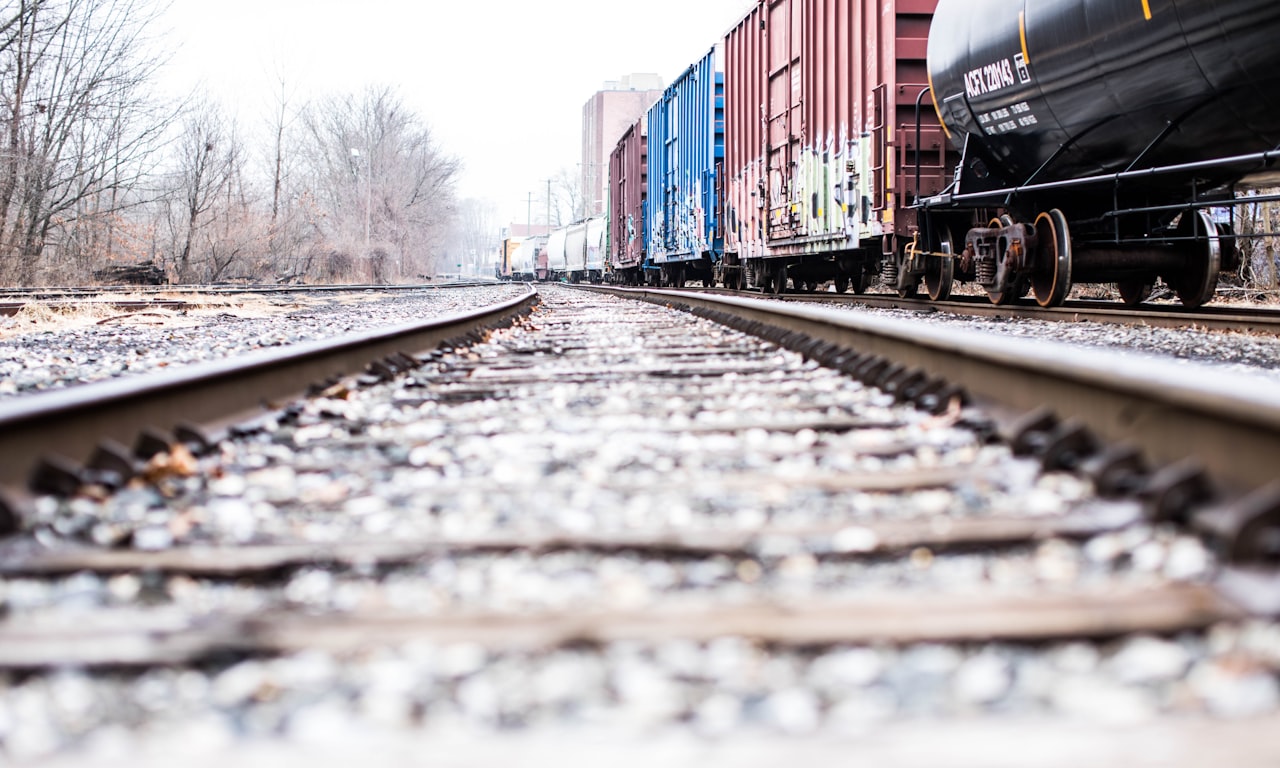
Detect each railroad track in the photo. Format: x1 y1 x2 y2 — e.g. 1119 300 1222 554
0 280 499 317
654 284 1280 335
0 284 1276 764
0 287 538 497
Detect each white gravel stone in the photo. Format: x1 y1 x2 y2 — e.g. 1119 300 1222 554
764 688 822 734
954 652 1013 705
1189 658 1280 717
1050 675 1158 724
1107 637 1192 684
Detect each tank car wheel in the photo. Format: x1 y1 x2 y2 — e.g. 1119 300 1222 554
924 235 955 301
834 275 850 293
1172 210 1221 308
1032 209 1073 308
985 278 1028 305
1117 280 1154 306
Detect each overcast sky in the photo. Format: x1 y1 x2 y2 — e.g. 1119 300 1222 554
159 0 755 226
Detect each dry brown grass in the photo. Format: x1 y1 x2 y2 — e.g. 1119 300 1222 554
1 301 118 338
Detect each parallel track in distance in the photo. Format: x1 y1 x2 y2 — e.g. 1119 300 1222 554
647 285 1280 335
0 281 501 316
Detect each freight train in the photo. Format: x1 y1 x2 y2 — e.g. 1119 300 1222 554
598 0 1280 308
540 216 607 284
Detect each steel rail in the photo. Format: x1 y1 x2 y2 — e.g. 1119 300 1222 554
654 286 1280 335
0 299 195 317
778 292 1280 334
0 281 503 313
585 286 1280 496
0 286 537 489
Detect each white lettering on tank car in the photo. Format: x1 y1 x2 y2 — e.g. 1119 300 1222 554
975 101 1039 134
965 58 1017 99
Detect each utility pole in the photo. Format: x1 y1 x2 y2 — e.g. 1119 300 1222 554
527 192 533 235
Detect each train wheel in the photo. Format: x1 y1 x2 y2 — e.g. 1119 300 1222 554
986 278 1028 305
851 270 869 294
1032 209 1073 307
925 256 954 301
769 266 787 295
1117 280 1153 306
834 275 850 294
924 235 955 301
1172 210 1220 308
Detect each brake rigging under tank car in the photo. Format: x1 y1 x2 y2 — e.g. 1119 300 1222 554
913 0 1280 307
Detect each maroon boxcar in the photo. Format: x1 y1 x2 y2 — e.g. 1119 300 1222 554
722 0 950 294
609 116 648 285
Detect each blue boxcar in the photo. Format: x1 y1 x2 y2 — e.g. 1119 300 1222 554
645 47 724 287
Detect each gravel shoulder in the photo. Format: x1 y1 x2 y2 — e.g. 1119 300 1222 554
0 286 531 400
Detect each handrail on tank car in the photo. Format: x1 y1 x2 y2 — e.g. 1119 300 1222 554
1099 191 1280 221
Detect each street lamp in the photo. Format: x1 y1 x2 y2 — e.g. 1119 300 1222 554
349 147 371 250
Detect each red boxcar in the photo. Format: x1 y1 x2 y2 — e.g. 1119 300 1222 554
722 0 950 293
608 116 648 285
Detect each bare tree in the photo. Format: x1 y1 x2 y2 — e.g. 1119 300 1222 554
297 86 459 283
449 197 498 277
0 0 168 284
163 99 238 282
545 166 582 227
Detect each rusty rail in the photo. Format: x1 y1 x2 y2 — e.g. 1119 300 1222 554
672 286 1280 335
588 286 1280 497
0 287 537 493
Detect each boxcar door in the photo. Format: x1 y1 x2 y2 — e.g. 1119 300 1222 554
766 0 803 241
